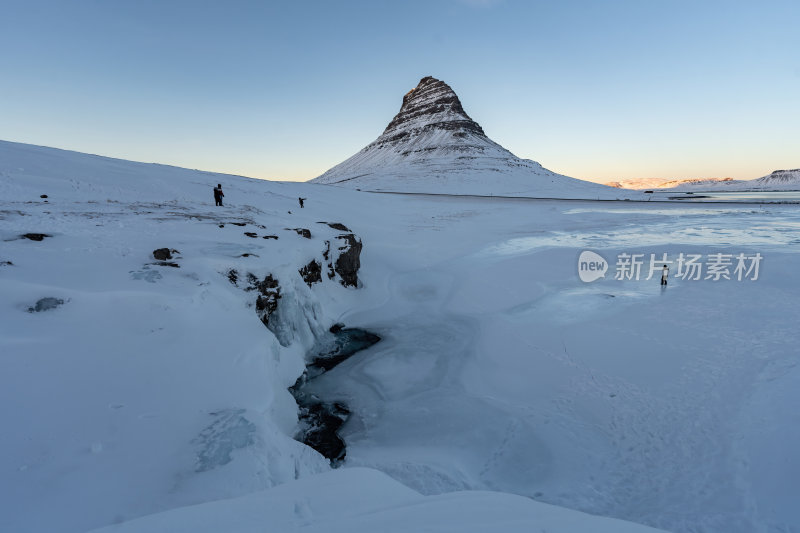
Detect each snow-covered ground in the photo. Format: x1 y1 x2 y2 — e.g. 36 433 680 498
2 140 799 532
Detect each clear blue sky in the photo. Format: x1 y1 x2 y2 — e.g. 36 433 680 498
1 0 798 183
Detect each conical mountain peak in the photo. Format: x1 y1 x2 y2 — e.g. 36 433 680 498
312 76 618 199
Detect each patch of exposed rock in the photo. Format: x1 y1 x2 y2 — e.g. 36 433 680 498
334 234 362 287
299 260 322 287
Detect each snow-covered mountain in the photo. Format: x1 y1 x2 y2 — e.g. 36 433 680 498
605 177 734 190
667 169 800 191
313 76 630 199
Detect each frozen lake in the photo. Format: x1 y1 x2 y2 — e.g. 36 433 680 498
305 196 800 533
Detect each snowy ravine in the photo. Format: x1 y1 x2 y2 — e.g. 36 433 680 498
2 139 800 533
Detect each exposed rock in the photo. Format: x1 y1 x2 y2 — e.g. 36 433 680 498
153 248 170 260
382 76 486 142
227 269 239 285
329 322 345 333
323 241 335 279
318 221 351 232
334 234 362 287
262 235 279 240
40 194 48 199
231 222 247 227
28 297 65 313
21 233 50 241
288 228 312 239
218 224 225 228
299 259 322 287
252 274 281 327
239 253 259 258
244 232 258 238
152 248 179 261
0 260 12 267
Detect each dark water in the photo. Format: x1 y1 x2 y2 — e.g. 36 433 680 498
653 191 800 203
289 327 380 464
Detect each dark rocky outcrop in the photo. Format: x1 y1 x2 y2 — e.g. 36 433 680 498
251 274 281 327
40 194 48 199
28 297 64 313
318 222 351 232
323 241 336 279
244 232 258 238
231 222 247 227
334 234 362 287
262 235 279 240
21 233 50 241
153 248 179 261
0 261 12 267
288 228 312 239
226 270 282 326
299 260 322 287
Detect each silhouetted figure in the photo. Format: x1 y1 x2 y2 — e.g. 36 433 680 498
298 197 306 208
214 184 224 206
661 264 669 286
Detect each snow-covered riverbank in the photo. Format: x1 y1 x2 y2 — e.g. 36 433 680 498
2 140 799 532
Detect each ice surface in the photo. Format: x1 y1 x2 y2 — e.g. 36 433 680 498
193 409 257 472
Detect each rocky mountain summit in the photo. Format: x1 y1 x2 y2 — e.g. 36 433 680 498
380 76 488 147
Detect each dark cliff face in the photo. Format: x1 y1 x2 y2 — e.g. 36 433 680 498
770 169 800 177
333 234 362 288
379 76 486 145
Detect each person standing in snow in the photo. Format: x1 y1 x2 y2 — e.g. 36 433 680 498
214 184 224 206
298 197 306 208
661 264 669 286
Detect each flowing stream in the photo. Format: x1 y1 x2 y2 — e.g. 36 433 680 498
289 325 380 464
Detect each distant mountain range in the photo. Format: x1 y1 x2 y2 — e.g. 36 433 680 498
312 76 630 199
606 170 800 191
